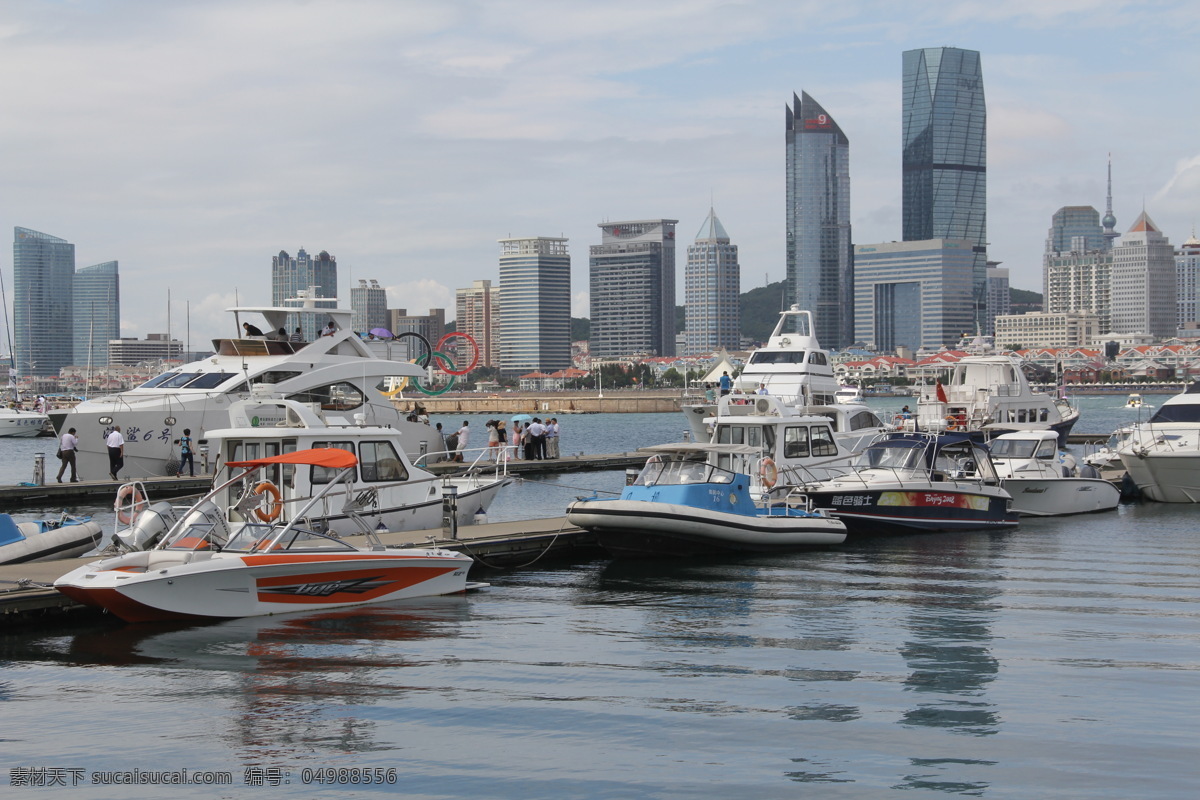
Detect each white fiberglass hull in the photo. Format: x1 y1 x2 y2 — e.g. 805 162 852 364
567 499 846 556
0 410 48 437
1001 478 1120 516
1119 451 1200 503
55 548 472 623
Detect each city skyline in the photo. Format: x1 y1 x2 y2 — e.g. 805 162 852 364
2 2 1198 351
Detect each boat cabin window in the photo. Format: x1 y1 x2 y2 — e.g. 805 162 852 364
807 351 827 365
1035 438 1056 459
715 424 766 449
633 456 731 487
309 441 356 484
226 440 288 491
359 441 408 482
990 438 1037 459
254 370 304 385
1150 403 1200 424
860 443 923 471
810 426 837 457
747 350 806 364
287 382 365 412
184 372 239 389
783 426 809 458
848 410 883 431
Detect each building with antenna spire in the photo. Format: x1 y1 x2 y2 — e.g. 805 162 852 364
1102 154 1119 247
684 207 740 355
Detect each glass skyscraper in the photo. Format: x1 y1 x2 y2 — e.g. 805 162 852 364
785 91 852 349
13 227 75 377
902 47 987 333
499 237 572 375
271 248 337 340
73 261 120 369
684 208 740 355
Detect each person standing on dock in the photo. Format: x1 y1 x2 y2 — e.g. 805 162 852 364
454 420 469 462
510 422 522 460
56 427 79 483
177 429 194 477
546 418 560 459
106 425 125 480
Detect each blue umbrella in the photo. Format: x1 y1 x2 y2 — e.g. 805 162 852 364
370 327 394 339
510 414 532 423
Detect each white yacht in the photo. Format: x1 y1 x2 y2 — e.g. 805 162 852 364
834 385 863 404
49 300 433 481
903 354 1079 438
683 306 851 442
988 429 1119 516
0 407 49 438
1117 383 1200 502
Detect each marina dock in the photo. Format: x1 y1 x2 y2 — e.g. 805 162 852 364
0 515 598 628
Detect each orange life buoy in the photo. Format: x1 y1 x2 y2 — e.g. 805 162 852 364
252 481 283 522
759 457 778 489
115 485 148 525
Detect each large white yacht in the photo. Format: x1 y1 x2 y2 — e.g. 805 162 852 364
1117 383 1200 502
49 301 432 481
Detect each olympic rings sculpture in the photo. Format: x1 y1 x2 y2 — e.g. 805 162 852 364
382 332 480 396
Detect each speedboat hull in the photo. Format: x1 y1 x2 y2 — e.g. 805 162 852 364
567 499 846 557
805 486 1018 536
55 549 473 623
1001 478 1120 515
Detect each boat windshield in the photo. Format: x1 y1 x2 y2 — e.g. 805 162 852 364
138 371 240 390
224 526 358 553
989 439 1038 459
634 457 735 486
858 443 924 471
1149 402 1200 423
746 350 806 364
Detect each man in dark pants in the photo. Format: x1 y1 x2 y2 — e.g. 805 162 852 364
106 425 125 480
56 427 79 483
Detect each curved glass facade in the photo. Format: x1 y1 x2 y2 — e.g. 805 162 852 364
902 48 986 332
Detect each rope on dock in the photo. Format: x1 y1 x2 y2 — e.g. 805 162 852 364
455 516 575 571
1 578 55 593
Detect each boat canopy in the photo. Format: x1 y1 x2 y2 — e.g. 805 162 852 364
227 448 359 469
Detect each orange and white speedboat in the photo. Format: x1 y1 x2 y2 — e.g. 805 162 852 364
54 449 474 623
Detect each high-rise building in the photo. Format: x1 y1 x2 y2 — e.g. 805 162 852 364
389 308 446 363
73 261 120 369
499 237 572 375
1045 249 1113 332
13 227 75 377
589 220 677 358
272 248 337 341
1111 212 1176 338
1045 206 1106 257
785 91 852 349
902 47 987 333
1177 230 1200 333
684 208 740 355
350 279 388 334
108 333 183 367
853 239 976 352
986 263 1010 336
455 279 500 368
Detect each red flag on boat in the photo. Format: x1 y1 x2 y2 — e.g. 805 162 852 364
935 380 948 403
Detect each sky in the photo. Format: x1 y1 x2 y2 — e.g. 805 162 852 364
2 0 1199 352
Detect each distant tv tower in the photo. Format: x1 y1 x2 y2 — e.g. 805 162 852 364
1102 154 1119 247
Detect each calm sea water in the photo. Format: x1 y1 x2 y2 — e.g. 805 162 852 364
2 396 1197 798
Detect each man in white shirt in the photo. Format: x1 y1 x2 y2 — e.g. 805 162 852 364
56 427 79 483
106 425 125 480
545 418 560 459
454 421 469 462
526 418 546 460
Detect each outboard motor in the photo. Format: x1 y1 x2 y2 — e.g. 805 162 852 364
114 501 181 550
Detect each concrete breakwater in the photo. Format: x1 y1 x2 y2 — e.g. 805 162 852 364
394 390 683 415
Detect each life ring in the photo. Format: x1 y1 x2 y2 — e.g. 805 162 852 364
759 457 778 489
252 481 283 522
115 485 148 524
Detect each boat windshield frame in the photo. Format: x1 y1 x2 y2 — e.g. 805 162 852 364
223 525 359 553
634 456 737 487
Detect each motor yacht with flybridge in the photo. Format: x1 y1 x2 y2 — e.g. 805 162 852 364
49 296 443 481
1117 382 1200 502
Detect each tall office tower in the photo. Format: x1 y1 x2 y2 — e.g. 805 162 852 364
499 237 572 375
350 279 388 334
785 91 852 348
1042 206 1107 301
902 47 987 333
1102 155 1119 247
455 279 500 368
589 220 677 358
73 261 120 369
13 227 75 377
1111 212 1176 338
684 208 740 355
1177 230 1200 333
271 248 337 341
852 239 975 352
985 263 1010 336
